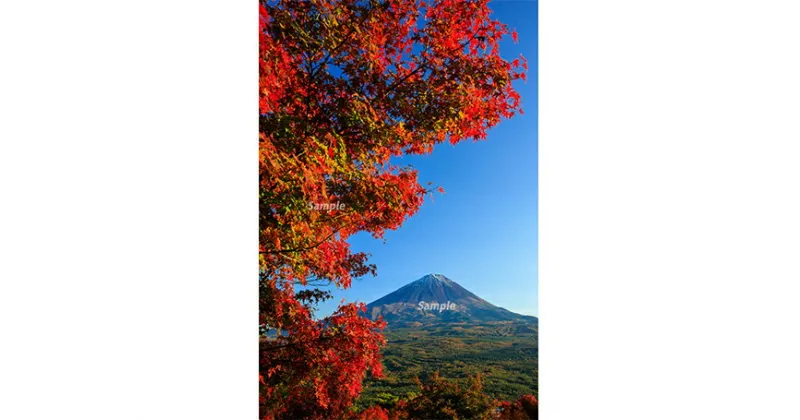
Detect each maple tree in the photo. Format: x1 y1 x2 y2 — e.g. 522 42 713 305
349 405 391 420
497 395 539 420
259 0 525 418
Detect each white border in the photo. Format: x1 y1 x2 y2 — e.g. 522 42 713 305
541 0 800 418
0 1 257 418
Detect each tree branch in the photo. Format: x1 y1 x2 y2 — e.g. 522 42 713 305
261 229 340 255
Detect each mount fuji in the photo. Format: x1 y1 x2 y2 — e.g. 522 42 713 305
364 273 537 326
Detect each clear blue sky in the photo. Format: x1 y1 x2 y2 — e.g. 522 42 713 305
316 1 538 318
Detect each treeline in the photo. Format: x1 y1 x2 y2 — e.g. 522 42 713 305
350 373 537 420
262 372 537 420
359 325 537 404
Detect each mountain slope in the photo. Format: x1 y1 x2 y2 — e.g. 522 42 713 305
359 274 538 405
365 274 537 326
